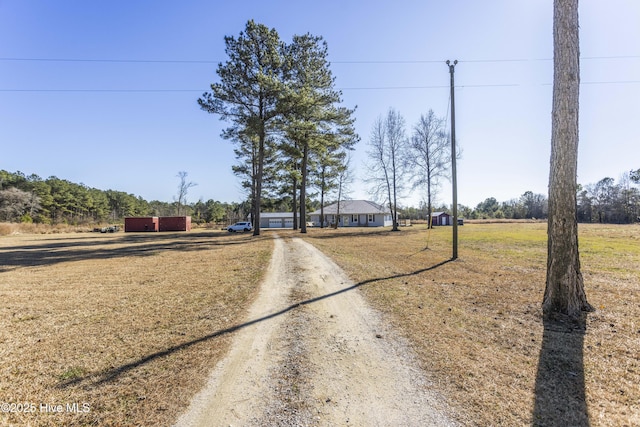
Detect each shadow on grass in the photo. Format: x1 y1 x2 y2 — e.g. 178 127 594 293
533 313 590 426
0 232 257 271
302 227 415 240
58 258 452 389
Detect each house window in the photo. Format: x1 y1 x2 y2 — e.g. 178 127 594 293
351 214 358 223
368 214 374 222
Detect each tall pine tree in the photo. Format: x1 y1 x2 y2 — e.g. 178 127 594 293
279 33 358 233
199 20 283 236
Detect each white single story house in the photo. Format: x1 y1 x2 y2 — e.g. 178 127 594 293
309 200 393 227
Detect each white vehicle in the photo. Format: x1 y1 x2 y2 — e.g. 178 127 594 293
227 221 252 232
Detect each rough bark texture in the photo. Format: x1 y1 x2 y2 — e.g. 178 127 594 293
253 121 265 236
292 176 298 231
300 142 308 234
543 0 593 317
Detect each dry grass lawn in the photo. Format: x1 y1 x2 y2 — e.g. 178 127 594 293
1 223 638 426
0 228 272 426
302 223 640 426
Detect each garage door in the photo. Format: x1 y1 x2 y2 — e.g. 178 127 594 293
269 219 282 228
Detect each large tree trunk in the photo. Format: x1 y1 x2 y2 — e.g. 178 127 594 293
319 167 326 229
334 182 342 229
543 0 593 317
291 176 298 231
253 124 265 236
300 142 308 234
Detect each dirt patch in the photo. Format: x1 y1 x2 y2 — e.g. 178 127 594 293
176 236 456 426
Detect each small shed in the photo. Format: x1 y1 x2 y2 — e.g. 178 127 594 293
431 212 452 226
125 217 159 232
158 216 191 232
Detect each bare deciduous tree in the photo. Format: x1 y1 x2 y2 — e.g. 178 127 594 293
406 110 450 228
332 152 353 229
366 108 406 231
175 171 197 216
315 147 349 228
0 187 34 222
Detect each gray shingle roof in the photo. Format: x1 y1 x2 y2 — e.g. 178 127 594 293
259 212 294 219
309 200 390 215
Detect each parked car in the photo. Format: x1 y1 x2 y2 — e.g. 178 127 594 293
227 222 252 232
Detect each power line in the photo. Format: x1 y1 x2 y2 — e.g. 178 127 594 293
0 89 203 93
0 57 219 64
0 85 528 93
1 55 637 93
580 80 640 85
338 85 449 90
0 55 638 64
460 56 640 62
339 83 523 90
1 81 638 93
332 60 446 64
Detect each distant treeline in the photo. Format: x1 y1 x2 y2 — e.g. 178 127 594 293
0 170 249 225
404 171 640 224
459 172 639 223
1 169 638 225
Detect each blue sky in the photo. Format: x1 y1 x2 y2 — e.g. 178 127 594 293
1 0 638 208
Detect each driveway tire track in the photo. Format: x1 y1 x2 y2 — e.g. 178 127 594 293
175 236 456 426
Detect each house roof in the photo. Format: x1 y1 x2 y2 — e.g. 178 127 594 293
310 200 390 215
431 211 450 217
258 212 294 219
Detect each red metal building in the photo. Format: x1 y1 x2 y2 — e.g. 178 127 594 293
124 217 159 232
158 216 191 232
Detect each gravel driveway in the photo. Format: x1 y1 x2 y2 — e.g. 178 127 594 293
175 236 456 426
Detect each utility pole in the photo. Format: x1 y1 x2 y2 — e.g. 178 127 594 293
446 60 458 260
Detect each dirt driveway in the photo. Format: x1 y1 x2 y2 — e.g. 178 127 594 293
175 236 456 426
